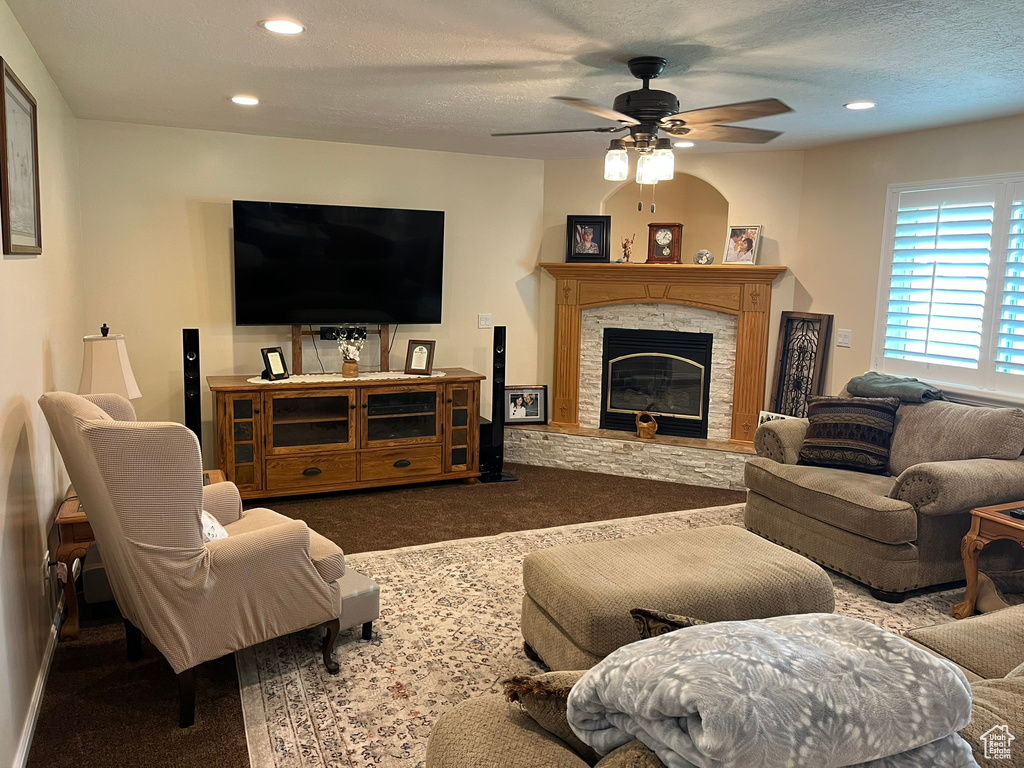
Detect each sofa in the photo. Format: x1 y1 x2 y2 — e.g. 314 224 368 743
744 398 1024 600
425 606 1024 767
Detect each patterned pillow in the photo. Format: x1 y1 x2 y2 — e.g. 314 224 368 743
797 396 900 474
502 671 600 763
630 608 707 639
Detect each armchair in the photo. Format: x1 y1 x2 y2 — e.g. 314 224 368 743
744 398 1024 601
39 391 379 726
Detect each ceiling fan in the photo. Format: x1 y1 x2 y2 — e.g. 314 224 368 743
493 56 792 147
494 55 791 207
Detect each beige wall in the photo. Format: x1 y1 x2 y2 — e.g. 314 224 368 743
796 114 1024 393
0 1 85 763
74 121 544 458
540 152 805 403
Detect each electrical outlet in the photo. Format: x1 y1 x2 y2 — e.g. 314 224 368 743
836 329 852 348
41 550 50 597
478 313 492 329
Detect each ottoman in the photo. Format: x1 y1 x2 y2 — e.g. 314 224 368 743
522 525 835 670
337 568 380 640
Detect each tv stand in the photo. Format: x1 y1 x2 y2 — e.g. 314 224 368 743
208 368 481 499
290 324 390 374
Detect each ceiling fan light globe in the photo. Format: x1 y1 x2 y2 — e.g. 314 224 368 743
604 148 629 181
652 142 675 181
636 153 660 185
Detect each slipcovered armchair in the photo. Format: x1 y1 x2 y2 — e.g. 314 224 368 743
39 392 378 727
745 398 1024 601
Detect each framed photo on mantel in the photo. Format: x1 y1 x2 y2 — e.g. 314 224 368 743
565 215 611 263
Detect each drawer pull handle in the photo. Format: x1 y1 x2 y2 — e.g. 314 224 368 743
302 467 323 476
393 459 412 468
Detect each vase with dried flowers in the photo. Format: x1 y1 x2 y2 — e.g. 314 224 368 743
337 326 367 378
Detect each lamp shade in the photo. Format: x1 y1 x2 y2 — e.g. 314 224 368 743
78 334 142 399
603 147 629 181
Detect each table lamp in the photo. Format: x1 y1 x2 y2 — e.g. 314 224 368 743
78 323 142 399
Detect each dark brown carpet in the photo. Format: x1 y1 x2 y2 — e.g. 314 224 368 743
27 464 743 768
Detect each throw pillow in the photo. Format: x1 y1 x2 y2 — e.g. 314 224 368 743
503 671 600 763
797 395 900 474
630 608 707 640
200 509 229 542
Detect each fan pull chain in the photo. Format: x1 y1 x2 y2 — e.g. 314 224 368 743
637 184 643 212
650 184 657 214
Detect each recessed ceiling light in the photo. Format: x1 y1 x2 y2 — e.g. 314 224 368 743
261 19 304 35
231 95 259 106
844 100 876 110
673 141 695 148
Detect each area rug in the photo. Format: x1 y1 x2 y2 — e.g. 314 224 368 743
237 503 964 768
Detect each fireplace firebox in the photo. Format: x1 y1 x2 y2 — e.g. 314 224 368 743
600 328 713 438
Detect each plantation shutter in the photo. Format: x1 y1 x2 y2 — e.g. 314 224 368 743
996 185 1024 376
883 184 996 370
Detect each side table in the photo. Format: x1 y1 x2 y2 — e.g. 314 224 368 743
56 470 228 640
951 501 1024 620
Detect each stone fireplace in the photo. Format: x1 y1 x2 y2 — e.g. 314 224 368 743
544 262 785 443
504 263 785 489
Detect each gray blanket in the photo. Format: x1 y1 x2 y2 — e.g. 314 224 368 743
846 371 943 402
567 613 978 768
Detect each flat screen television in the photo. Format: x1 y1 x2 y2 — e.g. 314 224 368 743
232 200 444 325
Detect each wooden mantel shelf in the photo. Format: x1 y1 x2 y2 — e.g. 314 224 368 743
540 262 787 282
540 261 788 444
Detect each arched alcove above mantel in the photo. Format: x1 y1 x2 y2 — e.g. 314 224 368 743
603 173 729 263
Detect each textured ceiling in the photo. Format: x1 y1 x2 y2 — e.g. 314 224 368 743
8 0 1024 159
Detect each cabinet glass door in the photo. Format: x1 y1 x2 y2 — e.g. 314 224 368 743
445 383 477 472
362 385 442 447
266 389 356 455
223 393 263 491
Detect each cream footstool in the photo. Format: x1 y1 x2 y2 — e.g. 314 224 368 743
521 524 835 670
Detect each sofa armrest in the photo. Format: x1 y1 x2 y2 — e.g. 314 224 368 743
890 456 1024 516
202 481 242 525
207 518 327 585
753 418 809 464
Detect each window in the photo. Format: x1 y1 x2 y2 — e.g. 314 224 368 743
874 174 1024 396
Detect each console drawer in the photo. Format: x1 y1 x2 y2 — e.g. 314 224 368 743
360 445 443 481
265 453 358 490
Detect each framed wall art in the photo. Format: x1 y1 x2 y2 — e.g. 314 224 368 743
565 215 611 263
505 384 547 425
0 58 41 256
769 311 833 417
723 225 761 264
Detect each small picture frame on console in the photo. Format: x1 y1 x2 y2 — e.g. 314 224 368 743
505 385 547 425
565 215 611 263
404 339 436 375
260 346 289 380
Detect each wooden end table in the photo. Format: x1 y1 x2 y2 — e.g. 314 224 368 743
56 470 228 640
951 501 1024 620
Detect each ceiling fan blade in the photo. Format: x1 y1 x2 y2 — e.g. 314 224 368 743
669 124 783 144
491 125 628 137
552 96 641 125
661 98 792 127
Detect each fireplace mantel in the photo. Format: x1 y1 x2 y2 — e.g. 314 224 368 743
541 262 787 443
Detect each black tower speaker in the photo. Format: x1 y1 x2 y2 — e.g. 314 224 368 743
182 329 202 446
480 325 517 482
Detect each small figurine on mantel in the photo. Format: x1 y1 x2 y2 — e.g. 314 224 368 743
617 233 635 263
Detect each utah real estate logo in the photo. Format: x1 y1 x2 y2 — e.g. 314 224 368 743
981 725 1015 760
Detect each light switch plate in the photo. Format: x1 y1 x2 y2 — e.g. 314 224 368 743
478 313 492 329
836 329 852 348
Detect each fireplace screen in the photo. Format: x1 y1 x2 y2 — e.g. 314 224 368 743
606 353 704 420
600 328 713 438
